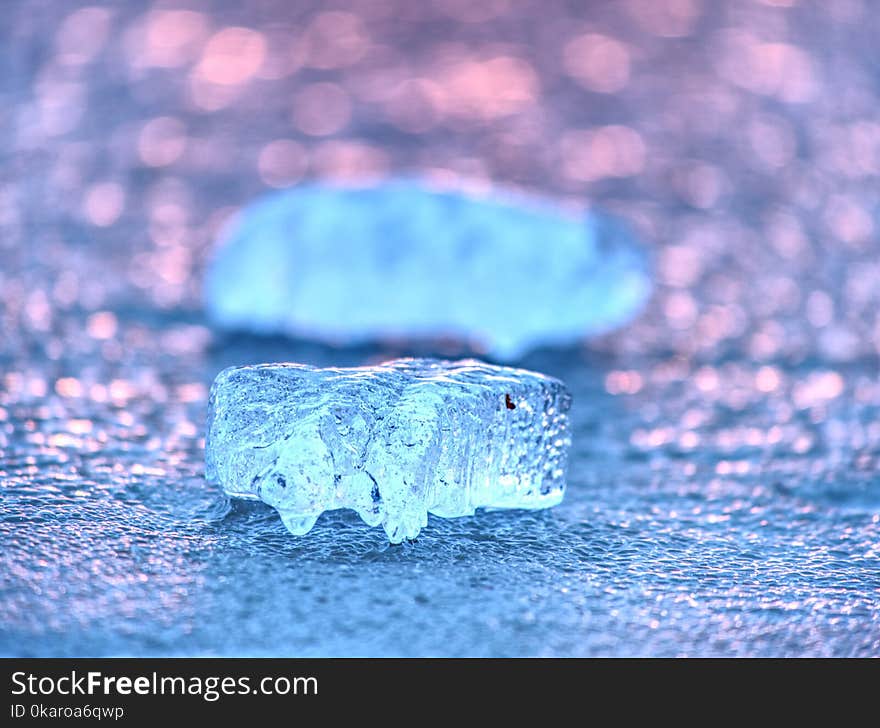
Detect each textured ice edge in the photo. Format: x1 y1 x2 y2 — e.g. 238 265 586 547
206 358 571 542
205 180 652 359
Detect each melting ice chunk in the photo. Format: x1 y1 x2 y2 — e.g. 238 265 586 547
205 181 651 359
206 358 571 543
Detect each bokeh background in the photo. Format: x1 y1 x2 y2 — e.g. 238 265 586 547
6 0 880 359
2 0 879 656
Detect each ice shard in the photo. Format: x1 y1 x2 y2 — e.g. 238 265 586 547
206 358 571 543
205 180 651 359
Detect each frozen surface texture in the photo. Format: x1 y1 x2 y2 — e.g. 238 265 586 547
6 0 880 658
5 341 880 657
206 359 571 542
205 182 651 359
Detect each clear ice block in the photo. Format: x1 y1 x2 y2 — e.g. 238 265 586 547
206 358 571 542
205 180 651 359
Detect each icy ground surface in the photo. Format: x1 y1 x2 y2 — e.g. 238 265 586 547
207 359 571 542
4 0 880 657
2 328 878 656
205 182 651 359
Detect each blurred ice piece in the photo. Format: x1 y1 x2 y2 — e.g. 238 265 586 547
206 358 571 543
205 180 651 359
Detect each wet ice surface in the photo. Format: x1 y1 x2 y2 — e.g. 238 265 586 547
2 322 879 656
207 359 570 542
206 182 651 359
4 0 880 657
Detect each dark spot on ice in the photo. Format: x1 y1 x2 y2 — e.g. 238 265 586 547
773 481 793 496
505 393 516 409
365 470 382 504
275 474 286 489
